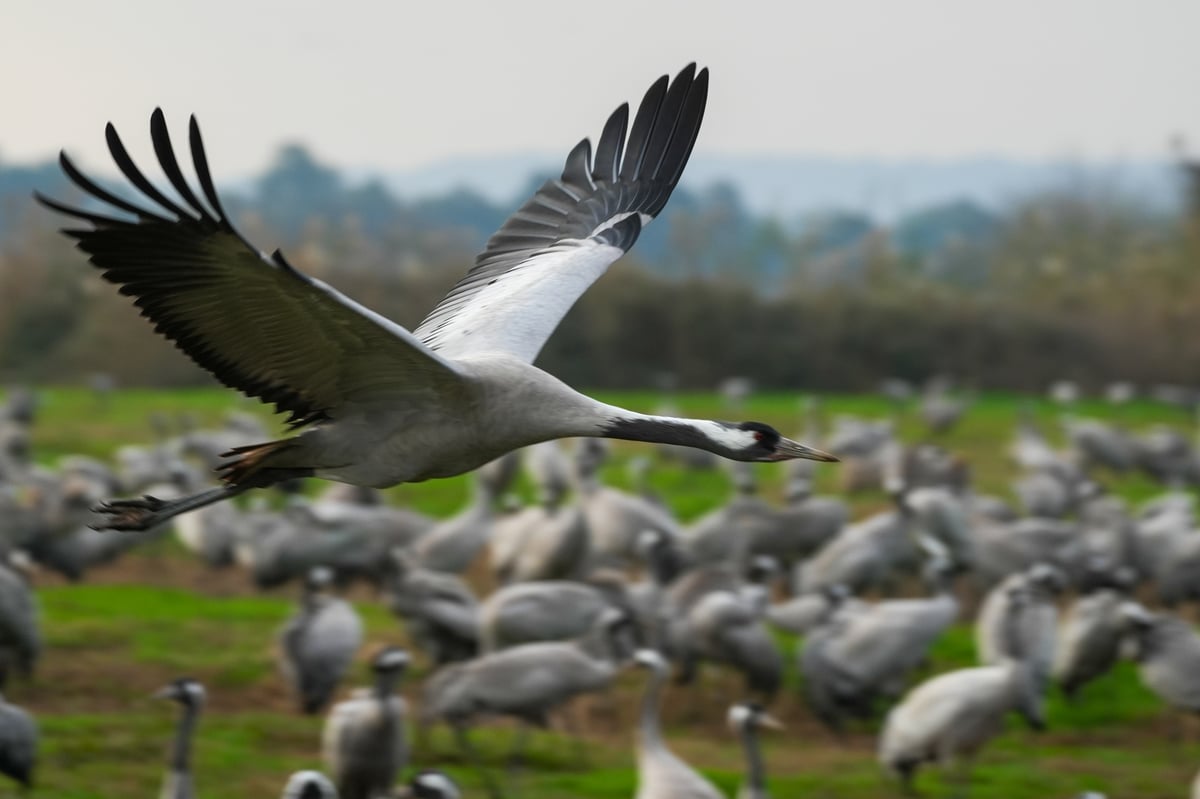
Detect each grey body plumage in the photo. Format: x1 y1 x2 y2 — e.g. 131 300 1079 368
278 567 364 714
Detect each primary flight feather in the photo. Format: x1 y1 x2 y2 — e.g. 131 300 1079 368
37 64 836 531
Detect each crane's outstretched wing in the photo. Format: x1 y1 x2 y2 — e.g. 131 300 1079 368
414 64 708 363
36 110 465 429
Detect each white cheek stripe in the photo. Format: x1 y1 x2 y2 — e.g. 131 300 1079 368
728 704 753 726
415 773 459 795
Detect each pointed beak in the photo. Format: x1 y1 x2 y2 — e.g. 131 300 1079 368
767 437 839 463
152 686 175 701
757 713 785 731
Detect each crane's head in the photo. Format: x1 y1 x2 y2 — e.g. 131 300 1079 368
1118 601 1155 630
632 649 669 675
409 771 462 799
592 608 639 660
727 702 784 734
747 555 780 586
372 646 410 675
710 421 838 464
305 566 335 592
633 529 667 559
602 417 837 464
1027 562 1067 597
282 770 337 799
153 677 206 708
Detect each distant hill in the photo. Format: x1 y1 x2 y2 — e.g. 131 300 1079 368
369 152 1181 223
5 145 1182 294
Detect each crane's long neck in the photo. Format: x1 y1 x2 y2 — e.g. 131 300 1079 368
516 376 755 459
596 410 735 453
170 701 201 775
374 667 403 703
739 723 766 796
470 474 497 511
301 583 323 614
638 666 667 750
580 623 619 663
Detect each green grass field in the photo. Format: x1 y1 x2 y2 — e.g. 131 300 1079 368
9 387 1200 797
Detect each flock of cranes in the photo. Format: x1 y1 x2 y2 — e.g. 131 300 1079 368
2 378 1200 796
4 58 1199 798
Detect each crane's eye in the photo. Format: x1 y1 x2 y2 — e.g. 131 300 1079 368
753 431 764 442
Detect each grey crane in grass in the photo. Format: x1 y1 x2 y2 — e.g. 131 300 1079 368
728 702 782 799
976 562 1065 702
421 608 635 797
684 460 780 566
278 566 364 714
37 64 835 533
632 649 723 799
477 572 634 652
798 486 971 595
1053 576 1133 701
155 677 206 799
281 770 337 799
0 551 39 688
671 579 783 702
766 583 858 637
919 381 970 436
386 550 479 666
321 646 410 799
878 588 1046 795
575 439 684 569
490 488 591 585
801 545 960 731
0 691 36 789
1119 602 1200 718
412 472 502 574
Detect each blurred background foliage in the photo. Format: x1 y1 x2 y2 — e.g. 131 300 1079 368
2 143 1197 391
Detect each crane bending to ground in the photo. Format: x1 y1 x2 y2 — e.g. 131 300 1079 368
37 64 836 532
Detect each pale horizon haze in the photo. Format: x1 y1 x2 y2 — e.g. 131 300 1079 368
5 0 1199 185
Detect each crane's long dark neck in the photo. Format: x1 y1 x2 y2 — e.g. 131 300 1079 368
301 582 323 614
638 666 666 749
374 668 402 702
599 414 727 452
648 543 685 587
170 701 201 774
581 620 631 664
739 723 766 795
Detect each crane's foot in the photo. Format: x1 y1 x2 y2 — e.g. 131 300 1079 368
91 496 171 532
91 485 248 532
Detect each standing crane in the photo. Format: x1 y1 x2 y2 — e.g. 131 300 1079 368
421 609 634 798
879 589 1045 794
728 702 782 799
0 691 35 789
277 566 364 714
37 64 835 533
322 647 410 799
631 649 723 799
154 678 206 799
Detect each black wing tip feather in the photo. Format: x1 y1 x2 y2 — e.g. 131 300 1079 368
574 63 708 213
38 110 251 250
477 63 709 265
36 110 332 429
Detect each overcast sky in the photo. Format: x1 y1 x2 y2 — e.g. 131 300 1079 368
5 0 1198 178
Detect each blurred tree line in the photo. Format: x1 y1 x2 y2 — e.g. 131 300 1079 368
0 143 1195 392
